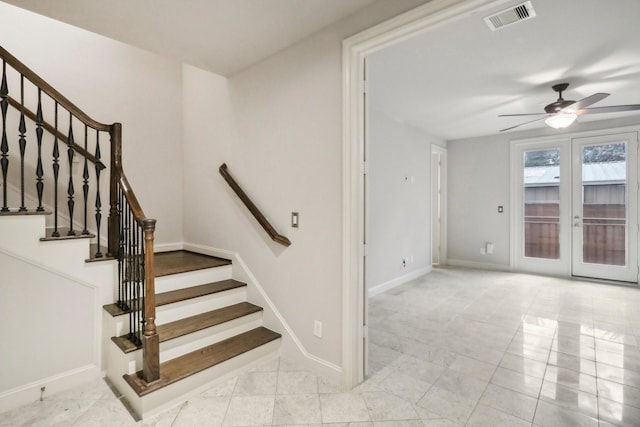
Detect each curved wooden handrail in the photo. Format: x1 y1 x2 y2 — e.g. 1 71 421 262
219 163 291 247
118 172 151 226
1 44 159 385
0 45 111 132
7 96 106 170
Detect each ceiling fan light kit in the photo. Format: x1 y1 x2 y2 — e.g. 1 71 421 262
545 113 577 129
499 83 640 132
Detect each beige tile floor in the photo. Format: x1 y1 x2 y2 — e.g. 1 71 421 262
1 267 640 426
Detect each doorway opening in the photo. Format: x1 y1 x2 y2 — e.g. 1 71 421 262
341 0 502 387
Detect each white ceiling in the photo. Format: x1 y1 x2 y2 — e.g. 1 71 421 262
1 0 376 76
368 0 640 141
5 0 640 141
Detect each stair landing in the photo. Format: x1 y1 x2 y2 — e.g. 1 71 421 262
154 250 231 277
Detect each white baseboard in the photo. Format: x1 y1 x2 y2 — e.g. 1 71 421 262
154 242 185 253
368 266 432 298
0 364 100 414
183 242 342 382
446 258 511 272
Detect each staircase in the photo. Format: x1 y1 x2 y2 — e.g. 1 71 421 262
0 44 282 419
103 250 281 419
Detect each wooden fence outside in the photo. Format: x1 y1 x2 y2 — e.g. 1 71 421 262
524 203 626 265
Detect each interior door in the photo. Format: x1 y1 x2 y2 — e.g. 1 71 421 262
571 132 638 282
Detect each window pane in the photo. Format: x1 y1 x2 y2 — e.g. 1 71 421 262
524 149 560 259
582 143 626 266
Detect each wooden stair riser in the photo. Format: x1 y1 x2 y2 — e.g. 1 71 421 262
117 339 281 420
154 266 232 293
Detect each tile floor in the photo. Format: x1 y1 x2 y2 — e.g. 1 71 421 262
1 267 640 426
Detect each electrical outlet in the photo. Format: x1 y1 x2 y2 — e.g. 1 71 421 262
402 257 407 267
314 320 322 338
480 247 486 255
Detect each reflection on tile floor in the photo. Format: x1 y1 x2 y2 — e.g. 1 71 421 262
1 267 640 426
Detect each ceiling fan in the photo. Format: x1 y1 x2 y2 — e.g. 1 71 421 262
499 83 640 132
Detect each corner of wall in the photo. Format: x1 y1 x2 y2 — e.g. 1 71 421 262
182 242 343 383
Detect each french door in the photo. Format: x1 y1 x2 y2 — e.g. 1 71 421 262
513 130 639 283
571 133 638 282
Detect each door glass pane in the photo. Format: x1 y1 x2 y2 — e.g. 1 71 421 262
582 143 626 266
523 149 560 259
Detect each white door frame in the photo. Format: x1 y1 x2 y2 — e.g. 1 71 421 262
341 0 507 387
431 145 448 265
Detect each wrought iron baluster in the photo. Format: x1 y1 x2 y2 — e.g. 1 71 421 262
132 204 142 346
67 114 75 236
0 60 8 212
18 75 26 212
35 89 44 211
117 186 126 310
52 103 60 236
82 125 89 235
126 198 137 344
94 130 103 258
135 219 143 344
140 224 146 336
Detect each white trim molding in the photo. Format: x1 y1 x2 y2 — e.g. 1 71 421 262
368 267 431 298
447 258 511 272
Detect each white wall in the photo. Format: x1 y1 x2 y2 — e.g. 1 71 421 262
0 253 94 391
182 0 432 370
366 109 435 294
0 2 184 246
0 214 115 413
446 115 640 270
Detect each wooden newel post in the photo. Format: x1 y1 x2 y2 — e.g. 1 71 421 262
107 123 122 257
141 218 159 383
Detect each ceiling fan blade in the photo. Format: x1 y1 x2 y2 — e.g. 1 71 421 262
500 116 548 132
577 104 640 115
498 113 548 117
561 93 609 112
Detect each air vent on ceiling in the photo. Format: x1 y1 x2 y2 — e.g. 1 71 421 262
484 1 536 31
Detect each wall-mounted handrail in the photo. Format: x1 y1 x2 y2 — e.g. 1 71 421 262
219 163 291 247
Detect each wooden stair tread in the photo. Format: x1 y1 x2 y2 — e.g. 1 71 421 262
111 302 263 353
103 279 246 317
41 227 95 241
85 244 116 262
0 209 51 216
124 327 281 396
156 280 246 306
154 250 231 277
